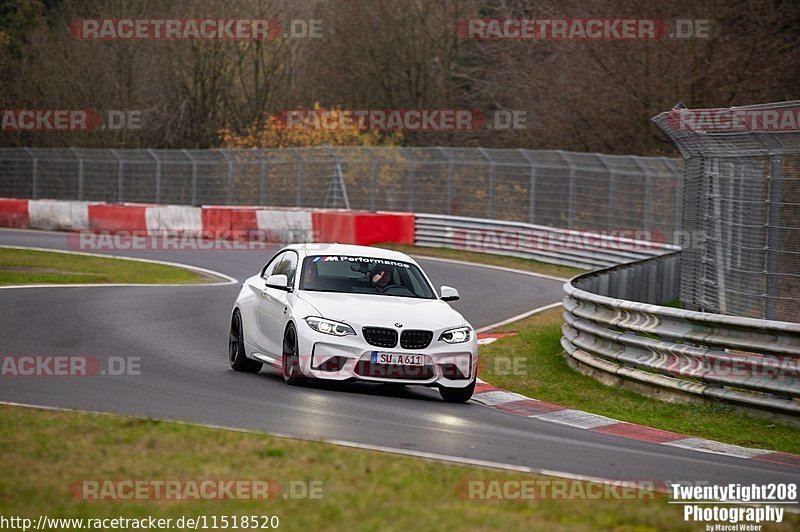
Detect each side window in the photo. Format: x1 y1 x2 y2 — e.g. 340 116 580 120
274 252 299 287
262 252 285 279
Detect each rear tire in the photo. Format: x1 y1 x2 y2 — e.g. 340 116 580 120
439 379 475 403
229 311 262 373
282 323 306 385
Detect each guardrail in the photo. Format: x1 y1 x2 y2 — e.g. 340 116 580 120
561 253 800 417
414 213 677 270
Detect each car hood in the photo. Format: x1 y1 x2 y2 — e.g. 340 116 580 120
296 291 467 330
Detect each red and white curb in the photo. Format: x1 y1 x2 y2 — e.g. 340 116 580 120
473 334 800 469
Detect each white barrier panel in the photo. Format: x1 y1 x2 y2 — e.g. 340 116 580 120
145 205 203 233
256 209 313 243
28 200 91 231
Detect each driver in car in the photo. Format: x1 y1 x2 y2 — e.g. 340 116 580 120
370 264 398 292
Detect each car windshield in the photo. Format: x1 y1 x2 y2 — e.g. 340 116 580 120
300 255 436 299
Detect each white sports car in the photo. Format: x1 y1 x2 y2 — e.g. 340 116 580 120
229 243 478 402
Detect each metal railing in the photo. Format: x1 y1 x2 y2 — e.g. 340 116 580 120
414 213 677 270
0 147 684 242
561 253 800 417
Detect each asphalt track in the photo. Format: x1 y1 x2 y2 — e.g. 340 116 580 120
0 228 797 488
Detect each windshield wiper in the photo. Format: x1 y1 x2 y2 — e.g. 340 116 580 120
302 288 345 293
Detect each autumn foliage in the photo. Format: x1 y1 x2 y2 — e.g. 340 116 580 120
219 104 402 148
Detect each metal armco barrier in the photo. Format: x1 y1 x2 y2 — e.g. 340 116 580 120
562 253 800 416
415 213 678 270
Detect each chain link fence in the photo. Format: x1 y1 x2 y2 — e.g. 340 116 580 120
653 100 800 322
0 147 683 241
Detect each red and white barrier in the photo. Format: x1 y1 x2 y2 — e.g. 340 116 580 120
312 211 414 246
0 198 416 246
145 205 203 234
28 200 94 231
0 199 29 228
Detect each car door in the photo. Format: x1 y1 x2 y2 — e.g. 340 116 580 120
242 252 284 358
258 250 298 358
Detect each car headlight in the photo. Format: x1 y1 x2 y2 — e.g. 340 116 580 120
305 317 356 337
439 326 471 344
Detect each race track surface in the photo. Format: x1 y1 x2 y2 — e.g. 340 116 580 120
1 228 797 487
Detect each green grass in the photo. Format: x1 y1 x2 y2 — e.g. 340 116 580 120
382 244 799 454
0 247 212 285
5 404 790 532
377 243 586 279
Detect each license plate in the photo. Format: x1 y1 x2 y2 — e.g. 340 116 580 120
371 352 424 366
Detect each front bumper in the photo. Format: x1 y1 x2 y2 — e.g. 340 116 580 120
298 327 478 388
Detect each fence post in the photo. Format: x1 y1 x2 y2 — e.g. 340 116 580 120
256 149 268 206
558 151 576 228
291 149 304 207
402 148 415 212
23 148 38 199
182 150 197 205
70 148 84 200
632 156 653 232
437 147 453 215
220 149 234 205
478 147 495 219
519 149 537 225
111 149 124 203
765 154 783 320
366 148 378 213
597 156 615 229
147 149 161 204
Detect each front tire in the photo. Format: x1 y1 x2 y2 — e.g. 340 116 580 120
229 310 262 373
439 379 475 403
282 323 306 385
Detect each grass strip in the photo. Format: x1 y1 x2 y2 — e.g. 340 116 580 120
0 247 212 285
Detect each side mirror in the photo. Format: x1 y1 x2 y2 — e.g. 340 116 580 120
265 274 290 291
440 286 460 302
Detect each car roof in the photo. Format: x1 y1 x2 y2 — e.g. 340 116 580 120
283 243 417 264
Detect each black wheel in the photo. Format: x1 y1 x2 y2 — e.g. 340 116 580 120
229 311 262 373
282 323 305 385
439 379 476 403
